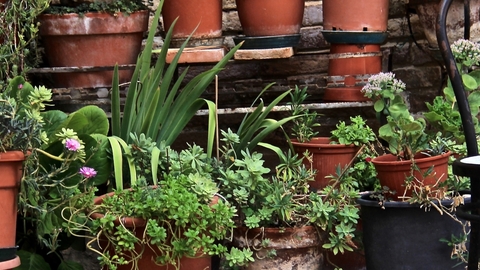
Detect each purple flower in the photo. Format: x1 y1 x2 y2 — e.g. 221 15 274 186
79 167 97 178
65 138 81 151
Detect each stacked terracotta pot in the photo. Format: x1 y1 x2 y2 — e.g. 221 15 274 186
321 0 390 102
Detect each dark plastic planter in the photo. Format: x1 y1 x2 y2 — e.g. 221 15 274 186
0 246 17 262
358 193 469 269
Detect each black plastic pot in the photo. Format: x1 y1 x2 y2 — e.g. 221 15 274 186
358 193 469 269
0 246 17 262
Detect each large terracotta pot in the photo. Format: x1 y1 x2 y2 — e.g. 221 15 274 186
38 10 149 88
91 191 212 270
323 0 390 32
291 137 359 191
324 44 382 102
372 151 451 199
235 0 305 37
162 0 222 40
0 151 24 266
232 226 323 270
409 0 480 48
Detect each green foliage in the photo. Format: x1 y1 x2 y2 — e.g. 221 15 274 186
217 138 361 264
110 4 242 158
362 72 431 160
0 76 50 152
330 115 376 146
288 85 320 142
45 0 151 14
0 0 49 86
425 39 480 144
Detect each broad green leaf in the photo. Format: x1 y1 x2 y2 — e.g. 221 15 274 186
42 110 68 141
462 73 478 91
16 250 52 270
373 99 385 112
58 260 84 270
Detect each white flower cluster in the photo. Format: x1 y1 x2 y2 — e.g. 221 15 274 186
361 72 406 98
451 39 480 67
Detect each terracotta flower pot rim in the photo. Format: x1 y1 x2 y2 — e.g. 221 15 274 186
372 151 452 166
38 9 149 36
0 151 26 162
290 137 357 149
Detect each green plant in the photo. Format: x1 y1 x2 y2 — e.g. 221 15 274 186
110 2 242 159
44 0 152 14
0 76 49 152
62 134 237 270
425 39 480 145
217 135 361 266
0 0 49 87
16 98 110 269
362 72 431 160
330 115 376 146
288 85 320 143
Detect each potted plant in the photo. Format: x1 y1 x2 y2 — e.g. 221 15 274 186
0 76 50 268
288 86 377 191
36 0 150 88
60 134 237 270
212 125 362 269
362 71 452 199
358 71 470 269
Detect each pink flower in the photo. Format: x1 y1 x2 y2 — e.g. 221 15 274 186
79 167 97 178
65 138 81 151
18 84 23 89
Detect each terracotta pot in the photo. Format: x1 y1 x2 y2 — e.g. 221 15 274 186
232 226 323 269
0 256 20 270
324 44 382 102
291 137 359 191
0 151 25 250
409 0 480 48
323 0 390 32
162 0 222 39
372 151 451 199
38 10 149 88
91 191 213 270
235 0 305 37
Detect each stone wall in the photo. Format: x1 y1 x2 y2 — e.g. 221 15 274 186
168 0 445 160
47 0 447 166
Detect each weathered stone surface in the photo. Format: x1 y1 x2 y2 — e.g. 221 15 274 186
234 47 294 60
303 1 322 26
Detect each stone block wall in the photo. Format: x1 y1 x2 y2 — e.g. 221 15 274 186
46 0 448 166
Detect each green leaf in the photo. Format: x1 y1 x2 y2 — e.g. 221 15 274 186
42 110 68 140
16 250 52 270
58 260 84 270
462 74 478 91
373 99 385 112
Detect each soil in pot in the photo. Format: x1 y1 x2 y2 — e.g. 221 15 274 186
232 226 323 270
